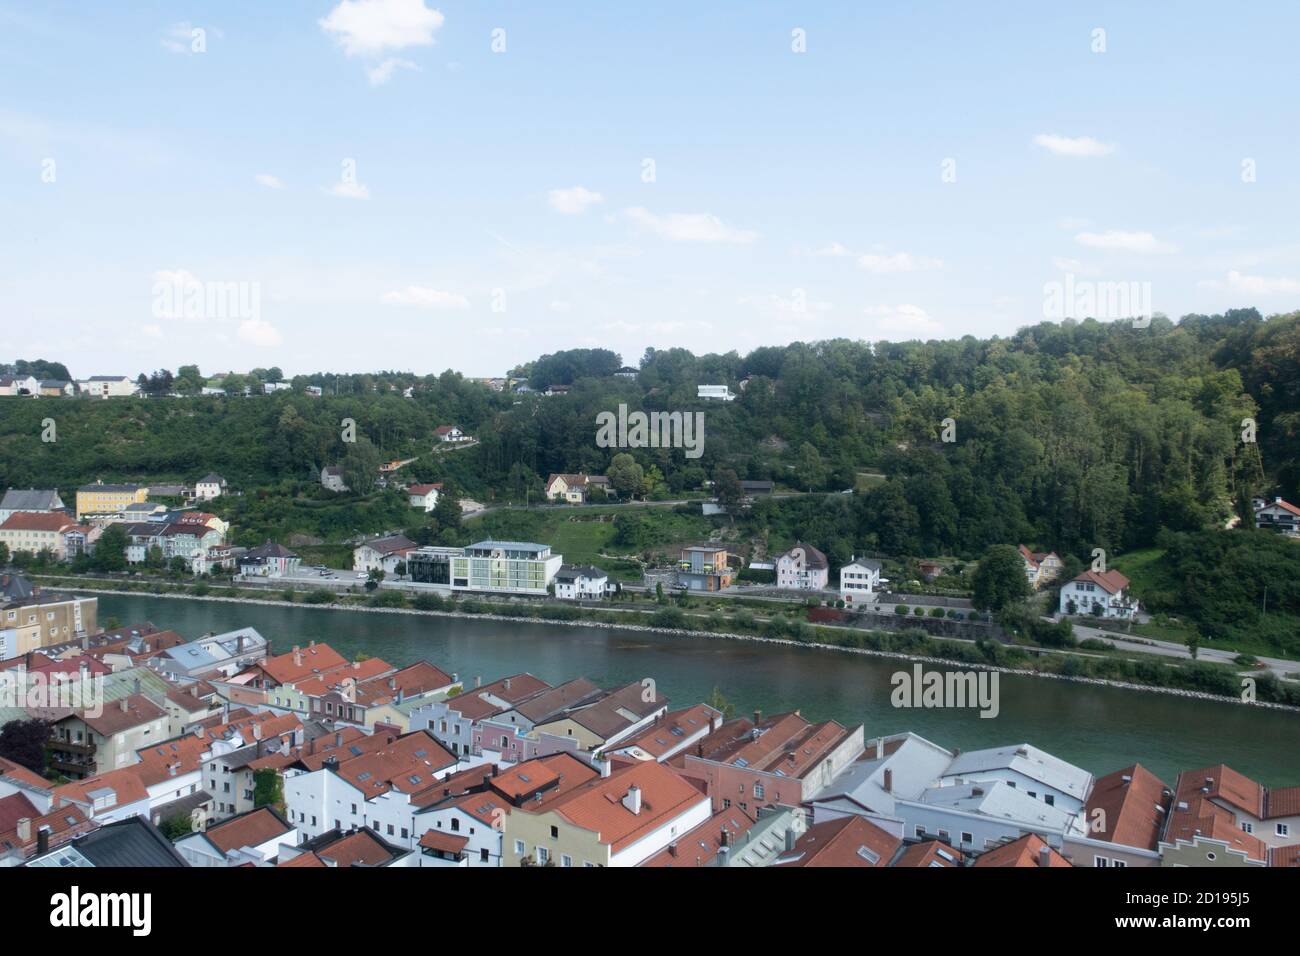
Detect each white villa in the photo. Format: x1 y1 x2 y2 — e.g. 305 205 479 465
839 557 883 605
1058 570 1137 620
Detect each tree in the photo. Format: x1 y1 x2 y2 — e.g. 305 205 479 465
795 443 827 491
713 466 744 515
342 439 382 495
972 544 1032 612
706 686 737 720
0 718 50 774
432 483 462 533
253 767 284 809
608 453 644 499
0 542 9 567
92 524 128 572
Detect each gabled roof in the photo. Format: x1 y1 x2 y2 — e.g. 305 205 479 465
358 534 416 556
407 482 443 496
779 542 828 570
256 643 350 685
641 805 756 867
545 760 708 853
511 677 604 724
0 489 63 512
775 814 900 867
0 512 78 533
202 807 292 854
53 768 150 811
972 833 1071 868
75 694 167 737
0 755 49 792
1069 569 1130 594
893 840 965 868
943 743 1092 801
615 703 722 760
1084 764 1172 851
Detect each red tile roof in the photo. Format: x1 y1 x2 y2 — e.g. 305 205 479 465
973 833 1071 868
203 807 292 854
893 840 965 868
775 815 901 867
1084 764 1172 851
640 805 756 867
1071 569 1130 594
544 761 709 854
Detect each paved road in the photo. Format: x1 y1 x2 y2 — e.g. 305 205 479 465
464 492 814 521
1069 621 1300 681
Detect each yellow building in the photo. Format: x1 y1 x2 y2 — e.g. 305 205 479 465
0 573 98 658
76 481 148 519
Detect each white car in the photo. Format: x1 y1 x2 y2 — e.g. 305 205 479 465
356 572 367 579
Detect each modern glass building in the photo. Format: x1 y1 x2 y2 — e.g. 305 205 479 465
406 541 562 595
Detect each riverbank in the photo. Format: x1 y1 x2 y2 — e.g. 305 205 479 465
47 579 1300 713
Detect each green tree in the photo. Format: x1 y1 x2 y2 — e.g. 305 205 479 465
608 453 644 499
342 439 382 495
253 767 284 809
972 544 1032 612
92 524 128 572
706 686 737 720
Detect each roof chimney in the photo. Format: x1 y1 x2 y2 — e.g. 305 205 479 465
475 675 482 688
875 737 884 758
1038 845 1052 868
504 678 511 691
753 709 762 726
622 785 642 815
785 827 797 852
252 723 262 740
36 825 50 857
16 818 31 844
883 768 893 793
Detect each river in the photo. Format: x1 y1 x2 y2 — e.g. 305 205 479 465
95 594 1300 787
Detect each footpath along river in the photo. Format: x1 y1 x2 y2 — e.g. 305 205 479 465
96 593 1300 786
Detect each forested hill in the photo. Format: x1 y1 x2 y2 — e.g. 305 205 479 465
1 309 1297 563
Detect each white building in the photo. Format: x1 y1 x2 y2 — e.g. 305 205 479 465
435 425 471 443
0 489 65 525
775 542 829 591
838 557 883 605
194 473 226 501
553 565 609 600
0 375 41 396
353 534 416 574
407 482 442 512
1058 570 1137 620
77 376 138 398
451 540 563 595
697 384 735 401
1020 546 1064 589
320 466 348 492
1254 497 1300 537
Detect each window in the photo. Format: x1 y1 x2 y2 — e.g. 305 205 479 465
550 825 559 839
562 854 573 867
480 848 490 862
1095 857 1109 867
514 840 525 855
1044 794 1055 806
451 818 460 831
915 826 925 838
754 784 765 800
1277 823 1290 837
1241 821 1253 834
536 847 549 864
961 832 973 844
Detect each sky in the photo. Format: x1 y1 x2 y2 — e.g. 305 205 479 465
2 0 1299 378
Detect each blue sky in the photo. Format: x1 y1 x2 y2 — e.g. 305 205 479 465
2 1 1298 377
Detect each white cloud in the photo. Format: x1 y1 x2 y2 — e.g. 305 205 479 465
548 186 604 215
1033 134 1115 157
1057 216 1091 231
1075 230 1177 254
367 57 418 85
863 303 944 337
255 173 284 190
857 251 943 274
802 241 852 258
1051 256 1100 276
238 318 283 347
382 285 470 309
327 180 370 200
1198 270 1300 295
548 300 573 313
319 0 444 58
738 292 833 320
624 206 757 244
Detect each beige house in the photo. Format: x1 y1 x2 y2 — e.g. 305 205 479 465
47 694 170 779
545 473 611 503
1019 546 1064 589
0 512 80 560
0 574 97 658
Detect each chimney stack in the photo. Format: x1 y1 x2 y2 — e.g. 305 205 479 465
622 785 642 815
504 678 512 692
36 826 50 857
16 818 31 844
875 737 884 759
883 768 893 793
1038 845 1051 868
753 709 761 726
785 828 797 852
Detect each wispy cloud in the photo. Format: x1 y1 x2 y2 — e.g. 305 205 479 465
625 207 757 244
382 286 470 309
1075 230 1177 254
368 57 419 85
255 173 285 190
549 186 604 215
857 251 943 274
1198 270 1300 295
1033 134 1115 157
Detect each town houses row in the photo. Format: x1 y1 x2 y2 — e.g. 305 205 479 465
2 615 1295 868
